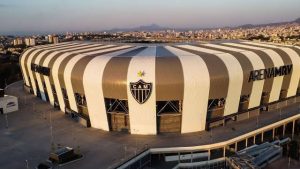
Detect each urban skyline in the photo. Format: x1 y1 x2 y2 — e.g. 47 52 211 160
0 0 300 35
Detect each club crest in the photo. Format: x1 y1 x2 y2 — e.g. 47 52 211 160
130 79 152 104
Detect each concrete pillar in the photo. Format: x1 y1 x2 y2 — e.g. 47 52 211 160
261 132 264 142
179 100 182 112
283 123 286 137
272 128 275 140
254 135 256 144
235 142 237 152
246 138 248 147
208 149 211 160
223 146 226 157
292 120 295 139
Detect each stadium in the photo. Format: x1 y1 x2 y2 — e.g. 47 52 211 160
20 41 300 135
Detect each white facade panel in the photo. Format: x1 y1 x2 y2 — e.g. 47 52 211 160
225 43 284 103
204 44 265 109
83 47 135 130
242 42 300 97
178 45 243 116
126 47 157 135
26 49 43 96
64 45 128 113
34 50 50 101
43 51 60 105
40 44 89 105
21 48 35 86
167 46 210 133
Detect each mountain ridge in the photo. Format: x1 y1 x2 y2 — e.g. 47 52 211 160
105 17 300 32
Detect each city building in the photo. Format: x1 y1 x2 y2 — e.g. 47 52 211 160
13 38 23 46
19 41 300 135
47 35 59 44
0 89 18 114
47 35 53 43
25 38 36 46
53 36 59 44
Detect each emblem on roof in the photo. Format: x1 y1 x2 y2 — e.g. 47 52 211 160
137 70 145 77
130 79 152 104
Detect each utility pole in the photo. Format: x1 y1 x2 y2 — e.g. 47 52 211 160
210 128 213 143
124 145 127 159
5 113 8 128
50 110 53 141
25 160 29 169
4 79 7 88
279 108 282 120
32 102 35 112
133 129 139 155
24 95 27 105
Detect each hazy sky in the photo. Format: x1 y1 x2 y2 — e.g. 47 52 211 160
0 0 299 34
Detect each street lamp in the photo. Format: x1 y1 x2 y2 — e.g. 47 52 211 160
210 128 213 143
279 107 282 120
5 113 8 128
4 78 7 88
133 129 139 155
124 144 127 159
256 115 259 128
25 160 29 169
49 110 54 152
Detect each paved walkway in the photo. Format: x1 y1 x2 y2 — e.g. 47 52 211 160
0 81 299 169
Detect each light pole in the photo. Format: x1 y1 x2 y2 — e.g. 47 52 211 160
124 144 127 159
256 115 259 128
24 95 27 105
279 108 282 120
49 110 54 152
32 102 35 112
210 128 213 143
25 160 29 169
5 113 8 128
133 129 139 155
72 123 76 149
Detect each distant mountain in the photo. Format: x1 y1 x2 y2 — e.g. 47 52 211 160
237 18 300 29
105 24 170 32
294 17 300 23
137 24 169 31
105 17 300 32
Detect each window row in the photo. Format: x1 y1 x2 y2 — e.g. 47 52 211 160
104 98 182 115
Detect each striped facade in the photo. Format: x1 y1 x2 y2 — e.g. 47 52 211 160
20 42 300 135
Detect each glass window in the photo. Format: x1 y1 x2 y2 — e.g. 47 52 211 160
104 98 128 113
75 93 87 107
61 88 68 100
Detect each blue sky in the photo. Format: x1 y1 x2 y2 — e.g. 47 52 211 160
0 0 299 34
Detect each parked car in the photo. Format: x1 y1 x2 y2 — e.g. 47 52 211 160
36 160 53 169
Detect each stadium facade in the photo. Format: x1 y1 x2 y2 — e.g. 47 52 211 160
20 41 300 135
